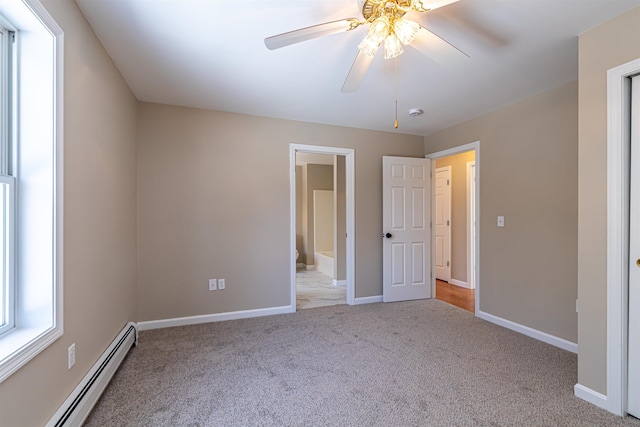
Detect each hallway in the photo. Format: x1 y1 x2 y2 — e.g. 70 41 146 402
436 280 475 313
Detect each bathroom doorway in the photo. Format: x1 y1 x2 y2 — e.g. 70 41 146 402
289 144 355 310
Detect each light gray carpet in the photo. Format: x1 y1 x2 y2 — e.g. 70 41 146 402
85 300 640 426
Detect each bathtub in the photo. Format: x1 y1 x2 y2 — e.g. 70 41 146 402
315 251 334 279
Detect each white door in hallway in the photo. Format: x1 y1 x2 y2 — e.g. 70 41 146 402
382 156 431 302
435 167 451 282
628 74 640 418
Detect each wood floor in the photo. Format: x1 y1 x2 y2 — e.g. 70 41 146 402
436 280 475 313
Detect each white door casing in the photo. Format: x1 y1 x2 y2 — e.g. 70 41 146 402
435 167 451 282
467 161 476 290
628 74 639 418
382 156 431 302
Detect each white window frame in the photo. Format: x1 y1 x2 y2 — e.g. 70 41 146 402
0 17 16 337
0 0 63 383
0 175 16 336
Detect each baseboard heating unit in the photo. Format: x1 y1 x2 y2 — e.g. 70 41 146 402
46 322 137 427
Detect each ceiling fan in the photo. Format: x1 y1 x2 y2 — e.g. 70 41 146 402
264 0 468 93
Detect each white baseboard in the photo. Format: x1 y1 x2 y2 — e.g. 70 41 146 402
333 279 347 287
296 263 305 269
305 265 315 270
137 305 294 331
476 310 578 353
354 295 383 305
574 383 608 411
449 279 472 289
46 322 137 427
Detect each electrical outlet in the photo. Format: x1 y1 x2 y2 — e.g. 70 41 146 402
68 343 76 370
497 216 505 227
218 278 225 290
208 279 217 291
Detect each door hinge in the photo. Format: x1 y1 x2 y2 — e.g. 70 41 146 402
447 220 450 226
447 261 450 267
447 179 450 185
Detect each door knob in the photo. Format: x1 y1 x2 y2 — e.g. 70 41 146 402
637 259 640 268
384 233 392 238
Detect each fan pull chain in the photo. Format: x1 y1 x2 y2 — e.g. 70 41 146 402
394 57 399 129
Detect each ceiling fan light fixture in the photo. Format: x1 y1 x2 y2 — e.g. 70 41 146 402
358 35 381 57
394 19 419 45
384 33 403 59
359 16 390 57
410 0 431 13
264 0 468 98
368 16 390 42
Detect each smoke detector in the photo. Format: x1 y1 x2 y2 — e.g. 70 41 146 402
408 108 424 117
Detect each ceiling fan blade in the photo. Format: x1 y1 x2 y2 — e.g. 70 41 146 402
410 25 469 64
265 19 360 50
341 50 375 93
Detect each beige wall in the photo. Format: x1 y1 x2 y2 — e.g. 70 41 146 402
312 190 334 253
425 81 578 343
0 1 138 425
137 102 424 321
302 164 333 266
577 6 640 395
436 151 476 284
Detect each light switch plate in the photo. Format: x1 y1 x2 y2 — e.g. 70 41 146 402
497 216 505 227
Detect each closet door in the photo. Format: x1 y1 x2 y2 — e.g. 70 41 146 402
628 74 639 418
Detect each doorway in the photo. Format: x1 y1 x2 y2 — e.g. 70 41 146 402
294 154 344 309
427 142 480 314
289 144 355 311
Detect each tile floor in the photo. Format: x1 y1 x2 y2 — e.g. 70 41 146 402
296 269 346 310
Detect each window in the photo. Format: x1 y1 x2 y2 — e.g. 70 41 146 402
0 0 63 382
0 16 16 337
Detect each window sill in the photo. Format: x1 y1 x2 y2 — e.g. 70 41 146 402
0 323 62 383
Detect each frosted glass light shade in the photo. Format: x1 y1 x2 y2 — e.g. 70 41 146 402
368 17 390 42
358 35 381 57
394 19 419 45
384 33 403 59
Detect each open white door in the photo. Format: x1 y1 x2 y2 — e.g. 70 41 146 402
628 74 639 418
435 167 451 282
383 156 431 302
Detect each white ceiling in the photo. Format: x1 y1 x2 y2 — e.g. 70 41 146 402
75 0 640 136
